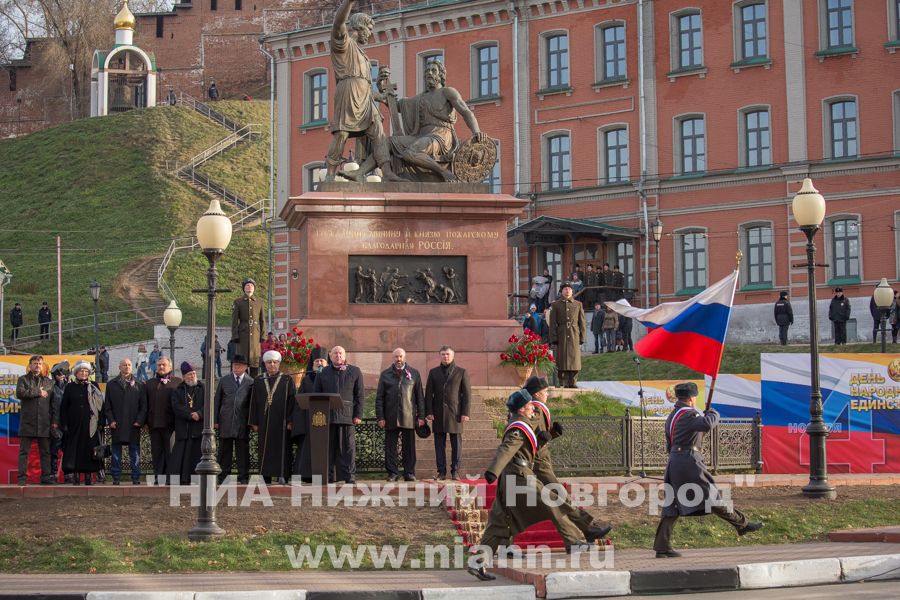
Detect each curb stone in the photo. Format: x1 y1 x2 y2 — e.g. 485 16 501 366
422 585 535 600
737 557 843 589
86 594 195 600
544 571 630 599
630 568 739 594
840 554 900 582
195 593 306 600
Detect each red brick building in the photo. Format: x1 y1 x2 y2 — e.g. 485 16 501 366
266 0 900 343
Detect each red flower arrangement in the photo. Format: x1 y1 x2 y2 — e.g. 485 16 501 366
276 326 319 371
499 328 554 373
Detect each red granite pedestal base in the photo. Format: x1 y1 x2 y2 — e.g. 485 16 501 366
280 186 529 386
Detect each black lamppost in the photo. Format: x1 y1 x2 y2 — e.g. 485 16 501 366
0 261 11 355
188 199 232 541
163 300 182 362
791 178 836 500
874 278 894 354
651 219 663 305
89 281 101 353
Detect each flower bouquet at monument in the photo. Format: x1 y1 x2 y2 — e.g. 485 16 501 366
276 327 318 384
499 328 555 384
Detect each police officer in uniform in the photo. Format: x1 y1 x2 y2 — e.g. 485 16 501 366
231 278 265 377
828 287 851 345
654 382 762 557
773 291 794 346
468 389 592 581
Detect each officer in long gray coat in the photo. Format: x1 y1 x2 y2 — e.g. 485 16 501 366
654 382 762 557
548 282 586 388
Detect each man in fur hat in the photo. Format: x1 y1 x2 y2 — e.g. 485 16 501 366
654 382 762 557
232 277 264 377
215 354 254 484
249 349 296 484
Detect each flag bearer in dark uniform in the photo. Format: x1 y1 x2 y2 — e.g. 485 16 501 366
654 382 762 557
468 390 591 581
231 278 264 377
522 375 611 540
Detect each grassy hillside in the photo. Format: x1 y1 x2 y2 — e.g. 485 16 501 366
0 104 269 351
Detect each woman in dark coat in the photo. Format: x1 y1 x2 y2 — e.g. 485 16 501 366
170 362 204 485
59 361 104 485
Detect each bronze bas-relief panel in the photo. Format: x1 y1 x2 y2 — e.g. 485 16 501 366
349 255 467 305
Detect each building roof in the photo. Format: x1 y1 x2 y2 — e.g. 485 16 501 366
507 215 641 246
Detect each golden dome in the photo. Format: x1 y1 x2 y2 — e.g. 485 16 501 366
114 1 135 30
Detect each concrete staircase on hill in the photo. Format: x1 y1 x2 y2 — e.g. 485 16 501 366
414 386 508 479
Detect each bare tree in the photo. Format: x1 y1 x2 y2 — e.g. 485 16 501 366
129 0 174 12
0 0 42 63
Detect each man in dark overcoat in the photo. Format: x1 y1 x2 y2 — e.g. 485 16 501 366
49 361 70 482
313 345 364 484
249 350 296 484
773 291 793 346
231 278 265 377
424 345 470 480
215 354 253 484
143 355 181 485
828 287 851 345
376 347 425 482
170 362 204 485
654 382 762 557
15 355 54 485
104 358 146 484
38 301 51 340
548 282 586 388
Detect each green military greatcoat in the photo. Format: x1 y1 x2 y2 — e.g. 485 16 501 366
232 294 264 366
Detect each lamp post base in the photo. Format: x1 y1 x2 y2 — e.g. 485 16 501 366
801 480 837 499
188 522 226 541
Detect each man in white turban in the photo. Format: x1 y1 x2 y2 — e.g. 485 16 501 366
249 348 295 484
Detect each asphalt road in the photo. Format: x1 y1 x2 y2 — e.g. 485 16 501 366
629 581 899 599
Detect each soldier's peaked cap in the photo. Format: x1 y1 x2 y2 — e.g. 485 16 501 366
242 278 256 287
674 382 699 399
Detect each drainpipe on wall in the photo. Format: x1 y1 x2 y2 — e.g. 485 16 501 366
637 0 651 307
259 42 276 332
511 1 522 299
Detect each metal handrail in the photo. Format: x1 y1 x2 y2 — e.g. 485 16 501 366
5 304 167 348
167 124 262 175
177 92 241 131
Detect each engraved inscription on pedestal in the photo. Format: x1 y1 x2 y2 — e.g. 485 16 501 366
349 256 467 304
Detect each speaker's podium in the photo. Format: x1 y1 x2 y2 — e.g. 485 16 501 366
297 393 344 480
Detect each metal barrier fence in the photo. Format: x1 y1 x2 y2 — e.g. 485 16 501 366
6 305 166 349
95 413 759 478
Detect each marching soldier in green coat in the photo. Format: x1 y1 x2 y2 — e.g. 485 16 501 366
231 278 264 377
467 390 592 581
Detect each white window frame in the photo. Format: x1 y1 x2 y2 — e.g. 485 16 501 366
823 95 860 159
594 21 627 83
674 227 709 293
673 113 707 175
303 161 325 192
732 0 769 62
471 41 500 99
303 68 328 124
890 0 900 43
825 215 862 283
597 124 629 185
818 0 855 50
892 89 900 154
543 130 572 191
540 30 570 90
738 221 775 288
738 105 772 167
670 8 704 71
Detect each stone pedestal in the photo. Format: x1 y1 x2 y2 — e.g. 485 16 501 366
279 184 528 386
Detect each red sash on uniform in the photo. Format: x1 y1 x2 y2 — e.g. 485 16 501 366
667 406 698 446
506 420 538 455
532 400 552 429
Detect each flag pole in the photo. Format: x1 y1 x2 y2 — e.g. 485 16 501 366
706 250 742 411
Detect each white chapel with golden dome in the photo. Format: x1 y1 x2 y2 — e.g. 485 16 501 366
90 1 158 117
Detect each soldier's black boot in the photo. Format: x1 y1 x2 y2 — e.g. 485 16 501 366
467 558 496 581
738 522 763 536
655 549 682 558
585 525 613 542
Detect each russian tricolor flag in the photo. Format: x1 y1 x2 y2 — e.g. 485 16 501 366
605 271 738 376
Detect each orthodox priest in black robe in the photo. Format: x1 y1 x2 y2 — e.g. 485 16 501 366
170 361 204 485
294 346 328 481
249 349 295 484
